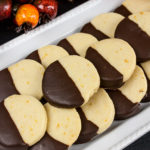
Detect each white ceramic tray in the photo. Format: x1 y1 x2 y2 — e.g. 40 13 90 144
0 0 150 150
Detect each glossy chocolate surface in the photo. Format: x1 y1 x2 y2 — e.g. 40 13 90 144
0 144 28 150
75 108 98 144
43 61 84 108
114 5 131 17
0 69 18 103
0 102 28 149
29 133 68 150
116 104 140 120
86 47 123 89
107 90 140 120
26 51 41 63
58 39 79 55
115 18 150 62
81 23 109 41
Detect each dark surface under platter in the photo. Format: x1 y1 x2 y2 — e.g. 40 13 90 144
124 132 150 150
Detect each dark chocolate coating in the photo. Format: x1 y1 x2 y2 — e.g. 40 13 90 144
29 133 68 150
0 144 28 150
42 61 84 108
81 23 109 41
75 108 98 144
107 90 140 120
0 69 18 103
114 5 131 17
26 51 41 64
116 104 140 120
85 47 123 89
115 18 150 62
57 39 79 55
0 102 28 149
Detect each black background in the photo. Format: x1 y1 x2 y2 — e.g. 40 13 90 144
124 132 150 150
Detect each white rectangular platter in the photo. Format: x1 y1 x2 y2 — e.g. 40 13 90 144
0 0 150 150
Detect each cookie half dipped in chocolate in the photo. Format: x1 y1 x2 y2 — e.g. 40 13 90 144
0 59 45 103
85 38 136 89
27 45 69 68
58 33 97 57
141 61 150 102
81 13 124 40
76 88 115 144
115 0 150 17
115 12 150 62
8 59 45 100
29 103 81 150
107 66 147 120
43 55 100 108
0 95 47 149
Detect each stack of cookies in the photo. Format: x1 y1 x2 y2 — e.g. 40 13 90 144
0 0 150 149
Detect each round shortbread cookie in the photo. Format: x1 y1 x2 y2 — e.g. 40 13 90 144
86 38 136 89
0 95 47 149
76 88 115 144
58 33 97 57
115 0 150 17
141 61 150 102
45 103 81 146
107 66 147 120
115 12 150 62
43 55 100 108
27 45 69 68
81 13 124 40
119 66 147 103
8 59 45 100
29 103 81 150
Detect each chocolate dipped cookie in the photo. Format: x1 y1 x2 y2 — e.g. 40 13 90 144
27 45 69 68
115 12 150 62
0 59 45 103
107 66 147 120
115 0 150 17
76 88 115 144
81 13 124 40
58 33 97 57
0 95 47 150
85 38 136 89
42 55 100 108
29 103 81 150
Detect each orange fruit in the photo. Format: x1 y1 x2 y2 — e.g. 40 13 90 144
15 4 39 28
